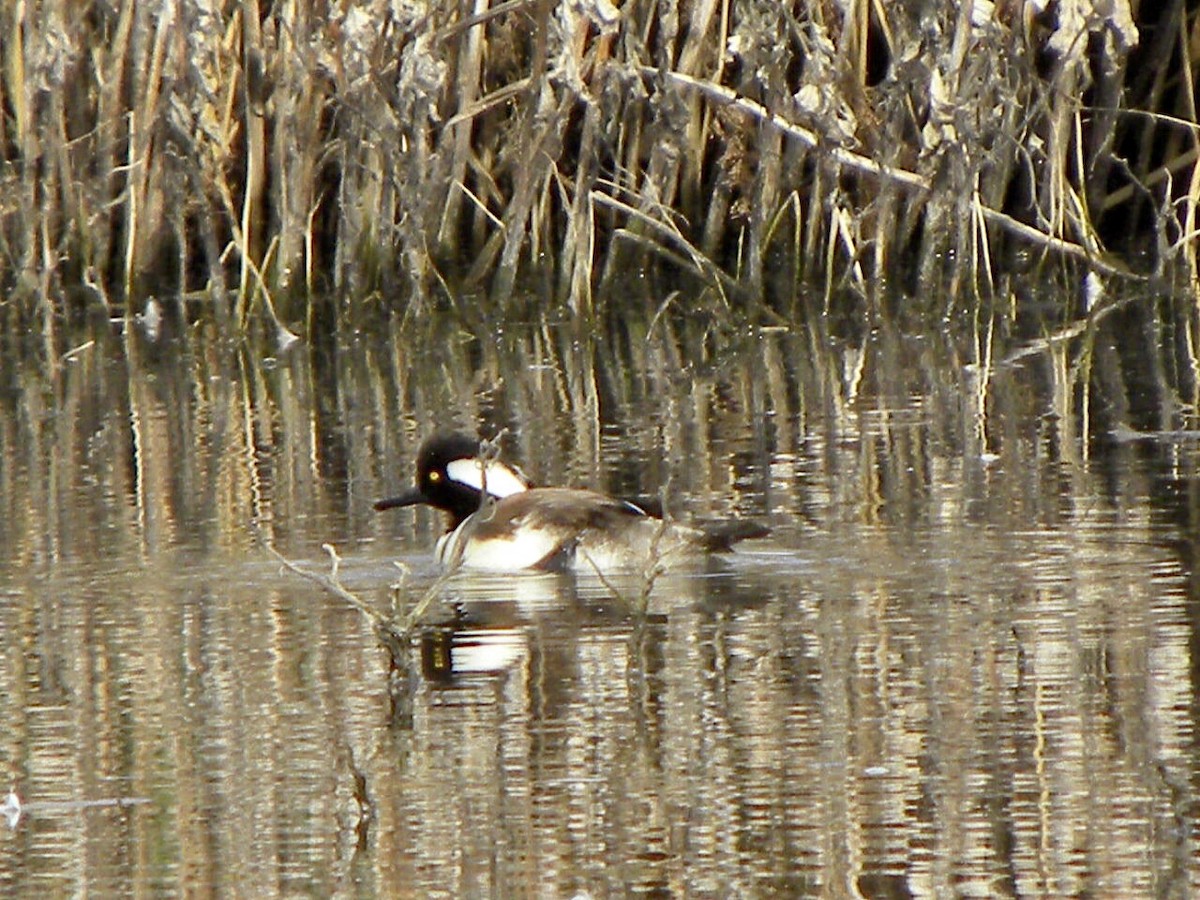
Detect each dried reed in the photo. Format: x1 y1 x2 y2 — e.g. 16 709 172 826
0 0 1192 337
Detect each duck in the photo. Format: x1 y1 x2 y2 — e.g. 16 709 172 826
374 432 768 573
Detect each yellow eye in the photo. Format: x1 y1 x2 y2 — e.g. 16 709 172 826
428 471 441 482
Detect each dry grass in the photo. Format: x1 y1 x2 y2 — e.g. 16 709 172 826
0 0 1194 335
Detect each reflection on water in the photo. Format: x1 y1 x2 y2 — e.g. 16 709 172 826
0 302 1198 897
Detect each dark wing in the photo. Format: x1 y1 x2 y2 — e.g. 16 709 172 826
485 488 644 535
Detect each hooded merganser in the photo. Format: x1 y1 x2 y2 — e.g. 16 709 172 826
374 432 768 573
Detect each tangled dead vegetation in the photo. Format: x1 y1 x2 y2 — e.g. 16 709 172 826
0 1 1193 334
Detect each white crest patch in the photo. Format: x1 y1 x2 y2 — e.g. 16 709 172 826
445 457 529 498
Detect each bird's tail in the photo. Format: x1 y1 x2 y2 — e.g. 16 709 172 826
696 520 771 552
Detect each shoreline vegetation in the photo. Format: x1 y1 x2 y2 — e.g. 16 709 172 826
0 1 1196 339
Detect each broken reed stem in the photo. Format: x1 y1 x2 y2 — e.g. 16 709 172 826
640 66 1146 282
236 0 265 324
1178 9 1200 296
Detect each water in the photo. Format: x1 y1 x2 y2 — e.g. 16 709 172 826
0 302 1197 897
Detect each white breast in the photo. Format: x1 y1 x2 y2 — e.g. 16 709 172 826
435 511 705 573
436 518 565 571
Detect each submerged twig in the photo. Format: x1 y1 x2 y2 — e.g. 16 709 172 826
256 530 454 644
260 535 389 628
3 791 151 829
997 278 1135 368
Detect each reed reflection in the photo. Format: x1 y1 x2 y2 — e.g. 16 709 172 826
0 303 1196 897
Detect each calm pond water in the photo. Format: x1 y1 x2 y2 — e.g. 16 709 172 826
1 295 1198 897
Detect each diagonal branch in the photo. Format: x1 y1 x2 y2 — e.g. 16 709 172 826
639 66 1146 281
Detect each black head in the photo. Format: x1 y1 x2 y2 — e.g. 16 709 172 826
373 432 530 529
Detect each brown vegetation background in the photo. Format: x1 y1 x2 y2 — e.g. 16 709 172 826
0 0 1195 334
